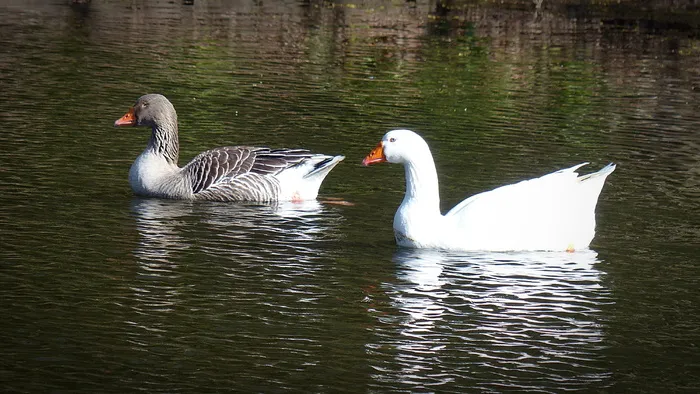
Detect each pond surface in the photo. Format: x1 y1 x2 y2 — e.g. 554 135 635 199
1 0 700 392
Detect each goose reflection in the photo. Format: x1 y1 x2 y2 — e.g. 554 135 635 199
375 249 612 391
130 198 336 264
124 198 195 343
127 198 343 347
131 198 193 269
191 199 340 261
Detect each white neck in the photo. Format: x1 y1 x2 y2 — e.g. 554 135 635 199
401 152 441 216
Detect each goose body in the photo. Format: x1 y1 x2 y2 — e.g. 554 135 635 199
363 129 615 252
115 94 344 202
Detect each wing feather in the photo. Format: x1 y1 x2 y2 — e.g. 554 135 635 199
183 146 315 200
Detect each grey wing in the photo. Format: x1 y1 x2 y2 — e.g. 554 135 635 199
183 146 313 201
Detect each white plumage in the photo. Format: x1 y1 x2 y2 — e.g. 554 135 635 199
363 129 615 252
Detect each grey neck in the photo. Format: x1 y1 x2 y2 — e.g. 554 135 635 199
149 121 179 165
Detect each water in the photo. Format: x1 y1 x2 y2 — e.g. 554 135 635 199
1 0 700 392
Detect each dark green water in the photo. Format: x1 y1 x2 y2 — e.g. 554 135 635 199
1 0 699 392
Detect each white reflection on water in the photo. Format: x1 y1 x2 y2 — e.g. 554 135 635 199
126 199 195 324
126 198 341 341
130 198 332 264
373 248 613 391
130 198 193 270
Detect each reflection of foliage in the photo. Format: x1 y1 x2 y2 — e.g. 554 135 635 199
4 0 696 175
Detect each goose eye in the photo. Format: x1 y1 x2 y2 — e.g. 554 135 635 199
389 137 396 142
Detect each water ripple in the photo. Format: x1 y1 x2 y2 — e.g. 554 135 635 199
368 248 613 392
121 198 347 372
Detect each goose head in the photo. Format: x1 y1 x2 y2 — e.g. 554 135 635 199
114 94 176 128
362 129 431 166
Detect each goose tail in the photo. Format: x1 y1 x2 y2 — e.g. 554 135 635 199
578 163 616 182
276 154 344 201
304 155 345 180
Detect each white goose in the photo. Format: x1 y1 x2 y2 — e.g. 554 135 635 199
115 94 344 202
362 129 615 252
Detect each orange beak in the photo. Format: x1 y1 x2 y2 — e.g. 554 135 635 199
114 107 136 127
362 142 386 166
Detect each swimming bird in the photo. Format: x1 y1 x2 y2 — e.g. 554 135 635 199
115 94 344 202
362 129 615 252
